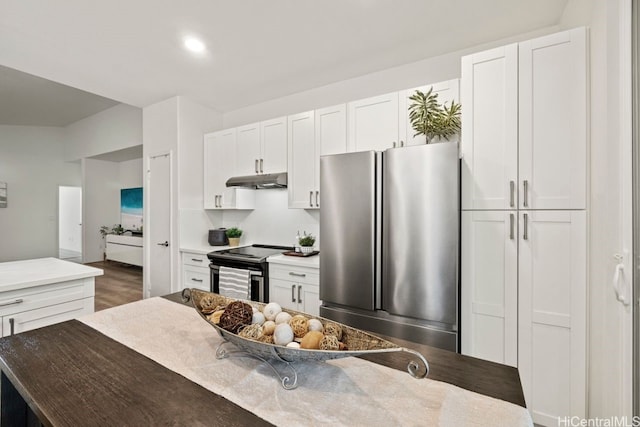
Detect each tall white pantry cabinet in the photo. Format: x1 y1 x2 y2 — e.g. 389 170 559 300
460 28 587 426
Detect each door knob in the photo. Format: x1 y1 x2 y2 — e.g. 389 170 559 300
157 241 169 247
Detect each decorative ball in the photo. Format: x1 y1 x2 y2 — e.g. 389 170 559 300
274 323 294 346
238 323 262 340
262 320 276 335
286 342 300 349
319 334 340 351
209 310 225 324
251 306 259 313
289 315 309 338
324 322 343 340
199 295 219 314
252 312 266 325
300 331 324 349
275 311 292 325
308 318 323 332
219 301 253 334
263 302 282 321
257 334 274 344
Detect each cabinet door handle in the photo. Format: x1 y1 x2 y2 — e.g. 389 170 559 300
0 298 23 307
523 180 529 207
509 213 514 240
315 191 319 207
191 258 203 262
9 318 15 336
509 181 515 207
309 191 313 207
400 140 404 147
255 159 259 174
393 141 397 148
523 213 529 240
291 285 296 303
260 158 264 173
289 272 306 277
191 278 203 283
298 285 302 304
218 195 222 208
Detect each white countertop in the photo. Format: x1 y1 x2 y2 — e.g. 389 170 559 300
267 253 320 268
0 258 103 292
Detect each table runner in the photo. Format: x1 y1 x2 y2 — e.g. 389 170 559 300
79 298 533 427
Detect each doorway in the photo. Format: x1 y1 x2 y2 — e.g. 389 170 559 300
147 152 172 297
58 186 83 263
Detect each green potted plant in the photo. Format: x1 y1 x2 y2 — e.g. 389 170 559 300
408 88 461 144
298 232 316 254
226 227 243 247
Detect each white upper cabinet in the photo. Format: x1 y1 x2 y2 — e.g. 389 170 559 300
260 117 288 174
288 111 317 209
519 28 587 210
399 79 460 146
348 92 400 152
236 123 261 176
461 210 518 368
461 27 587 211
461 44 519 210
236 118 287 175
203 129 255 210
316 104 347 184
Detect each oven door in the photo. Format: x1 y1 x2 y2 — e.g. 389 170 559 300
209 263 266 302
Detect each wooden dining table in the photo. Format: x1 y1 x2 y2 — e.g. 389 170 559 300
0 293 526 426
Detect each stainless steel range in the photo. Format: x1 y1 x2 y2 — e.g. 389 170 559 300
207 244 292 302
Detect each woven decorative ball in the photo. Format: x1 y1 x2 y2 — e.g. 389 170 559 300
289 315 309 338
219 301 253 334
209 309 225 324
199 295 219 314
319 334 340 351
238 323 263 340
256 334 275 344
323 322 343 340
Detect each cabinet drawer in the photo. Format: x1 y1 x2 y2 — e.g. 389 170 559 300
2 297 94 337
0 278 94 317
269 265 319 286
182 252 209 268
183 267 210 291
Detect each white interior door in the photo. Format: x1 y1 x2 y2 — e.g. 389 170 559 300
148 153 172 297
58 186 82 261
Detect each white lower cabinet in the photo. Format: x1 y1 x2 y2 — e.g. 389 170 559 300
269 264 319 316
462 210 586 425
181 252 211 291
0 278 95 337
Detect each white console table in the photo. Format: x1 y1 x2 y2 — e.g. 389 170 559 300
0 257 102 337
106 234 143 267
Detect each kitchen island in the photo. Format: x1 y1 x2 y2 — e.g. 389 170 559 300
0 258 102 337
0 292 530 426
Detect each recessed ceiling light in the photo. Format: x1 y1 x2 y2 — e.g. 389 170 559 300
184 37 205 53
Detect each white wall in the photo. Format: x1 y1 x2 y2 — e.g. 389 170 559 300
82 158 120 263
221 191 319 247
65 103 142 161
0 125 81 262
119 158 143 189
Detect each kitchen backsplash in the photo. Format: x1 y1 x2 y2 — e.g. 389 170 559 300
179 190 319 249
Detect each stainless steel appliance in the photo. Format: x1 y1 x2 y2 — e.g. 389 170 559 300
208 244 292 302
320 142 459 351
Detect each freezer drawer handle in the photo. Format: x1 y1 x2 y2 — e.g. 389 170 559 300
523 213 529 240
297 285 302 303
291 285 296 303
191 278 203 283
0 298 23 307
289 272 306 277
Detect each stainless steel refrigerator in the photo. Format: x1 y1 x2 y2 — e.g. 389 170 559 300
319 142 459 351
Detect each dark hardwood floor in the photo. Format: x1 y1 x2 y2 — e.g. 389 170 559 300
87 261 143 312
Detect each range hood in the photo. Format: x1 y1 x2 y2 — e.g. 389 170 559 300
226 172 287 189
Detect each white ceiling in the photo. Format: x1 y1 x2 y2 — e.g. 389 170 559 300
0 0 569 124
